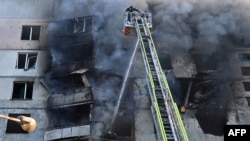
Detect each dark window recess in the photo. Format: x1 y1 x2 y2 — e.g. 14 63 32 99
21 26 40 40
74 17 92 33
21 27 30 40
17 54 26 69
243 82 250 91
12 82 34 99
238 53 250 62
241 67 250 76
6 114 30 134
64 21 74 34
85 17 92 30
16 53 37 70
246 97 250 106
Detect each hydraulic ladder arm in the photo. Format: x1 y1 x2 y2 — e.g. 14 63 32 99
123 8 189 141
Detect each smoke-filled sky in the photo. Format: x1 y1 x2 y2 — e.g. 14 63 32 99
53 0 250 72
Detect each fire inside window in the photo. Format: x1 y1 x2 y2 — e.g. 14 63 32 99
6 114 30 134
12 81 34 100
74 17 92 33
21 26 41 40
16 53 37 70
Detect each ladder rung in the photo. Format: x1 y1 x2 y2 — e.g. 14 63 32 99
165 129 172 133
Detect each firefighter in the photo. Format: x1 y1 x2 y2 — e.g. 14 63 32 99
126 6 140 12
126 6 140 23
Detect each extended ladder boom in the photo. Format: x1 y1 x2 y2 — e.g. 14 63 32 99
123 8 189 141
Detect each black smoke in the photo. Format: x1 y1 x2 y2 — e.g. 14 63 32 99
46 0 250 139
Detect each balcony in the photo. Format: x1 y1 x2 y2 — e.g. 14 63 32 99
48 88 92 109
44 124 90 141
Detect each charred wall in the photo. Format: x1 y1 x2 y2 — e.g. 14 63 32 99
45 16 94 94
43 16 95 134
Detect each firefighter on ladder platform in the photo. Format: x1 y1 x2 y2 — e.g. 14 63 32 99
126 6 140 12
126 6 140 24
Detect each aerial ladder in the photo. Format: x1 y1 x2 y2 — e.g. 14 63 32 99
123 7 189 141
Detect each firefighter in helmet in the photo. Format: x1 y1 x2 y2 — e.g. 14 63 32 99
126 6 140 13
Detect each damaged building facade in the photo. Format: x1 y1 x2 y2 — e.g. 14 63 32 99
1 1 250 141
0 1 135 141
0 1 94 141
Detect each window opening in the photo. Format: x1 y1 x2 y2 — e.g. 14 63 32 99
16 53 37 70
21 26 40 40
85 17 92 30
6 114 30 133
12 81 34 100
241 67 250 76
246 97 250 106
238 53 250 62
243 82 250 91
74 18 86 33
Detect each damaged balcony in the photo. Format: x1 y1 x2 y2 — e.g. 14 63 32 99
44 16 94 141
44 97 92 141
48 87 92 108
47 69 93 109
44 124 90 141
45 68 92 141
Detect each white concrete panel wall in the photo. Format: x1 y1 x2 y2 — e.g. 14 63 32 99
0 78 49 101
0 50 50 76
0 15 52 141
0 109 49 141
0 50 50 100
0 19 52 49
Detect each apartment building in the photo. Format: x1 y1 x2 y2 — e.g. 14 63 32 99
0 10 52 141
1 1 250 141
0 1 94 141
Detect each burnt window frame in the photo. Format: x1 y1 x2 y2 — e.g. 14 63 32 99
74 17 92 33
6 113 30 134
16 52 38 70
12 81 34 100
21 26 41 40
74 18 86 33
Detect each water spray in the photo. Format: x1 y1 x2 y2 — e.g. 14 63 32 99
107 39 139 132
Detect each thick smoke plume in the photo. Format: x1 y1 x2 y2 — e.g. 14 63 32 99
53 0 250 139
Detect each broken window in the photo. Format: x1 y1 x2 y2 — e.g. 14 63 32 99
74 17 92 33
6 113 30 133
238 53 250 62
21 26 41 40
12 81 34 100
16 52 37 70
241 67 250 76
243 82 250 91
74 18 85 33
